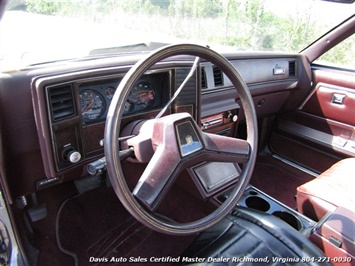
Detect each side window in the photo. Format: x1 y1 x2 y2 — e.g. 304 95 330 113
314 34 355 70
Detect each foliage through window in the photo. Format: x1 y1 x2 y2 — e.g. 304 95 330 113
1 0 354 70
314 34 355 70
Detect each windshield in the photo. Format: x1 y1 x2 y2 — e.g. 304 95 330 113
0 0 354 71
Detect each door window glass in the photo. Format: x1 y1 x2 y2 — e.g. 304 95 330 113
314 34 355 70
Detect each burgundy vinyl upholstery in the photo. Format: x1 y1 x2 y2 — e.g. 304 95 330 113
297 158 355 221
310 207 355 264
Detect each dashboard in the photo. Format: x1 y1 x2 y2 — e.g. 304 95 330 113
30 64 199 183
0 52 310 202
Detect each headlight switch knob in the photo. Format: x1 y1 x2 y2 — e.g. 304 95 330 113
67 150 81 163
62 147 82 164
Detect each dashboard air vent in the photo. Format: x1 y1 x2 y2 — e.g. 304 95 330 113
201 67 207 89
48 85 76 122
212 65 223 86
289 61 296 77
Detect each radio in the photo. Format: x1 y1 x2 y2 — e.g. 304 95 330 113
200 110 238 136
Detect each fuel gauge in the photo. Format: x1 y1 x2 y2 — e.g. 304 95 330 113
105 86 116 100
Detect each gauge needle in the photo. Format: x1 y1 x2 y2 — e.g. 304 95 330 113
84 101 94 112
137 91 153 99
138 91 148 96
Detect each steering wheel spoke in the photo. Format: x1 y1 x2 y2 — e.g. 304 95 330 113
133 145 180 211
203 133 250 164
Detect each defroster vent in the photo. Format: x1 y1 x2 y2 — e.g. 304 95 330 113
48 84 76 122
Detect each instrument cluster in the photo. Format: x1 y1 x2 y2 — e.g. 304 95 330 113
79 72 168 125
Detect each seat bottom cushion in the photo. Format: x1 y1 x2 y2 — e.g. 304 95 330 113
297 158 355 221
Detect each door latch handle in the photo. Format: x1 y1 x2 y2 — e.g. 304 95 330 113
332 94 345 105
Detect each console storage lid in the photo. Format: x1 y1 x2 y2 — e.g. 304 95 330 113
316 207 355 256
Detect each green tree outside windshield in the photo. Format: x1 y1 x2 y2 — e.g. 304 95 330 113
23 0 353 66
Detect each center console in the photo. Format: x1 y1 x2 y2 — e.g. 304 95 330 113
310 207 355 266
218 186 316 234
217 185 355 265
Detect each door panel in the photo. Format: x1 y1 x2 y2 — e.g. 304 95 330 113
271 67 355 173
301 70 355 126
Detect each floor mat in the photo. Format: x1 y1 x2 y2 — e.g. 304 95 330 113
87 218 149 259
250 156 315 209
57 185 197 265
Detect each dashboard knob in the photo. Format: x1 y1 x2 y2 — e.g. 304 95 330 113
67 150 81 163
232 115 238 122
226 112 238 123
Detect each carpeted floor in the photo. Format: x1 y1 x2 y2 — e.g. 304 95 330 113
28 182 78 266
27 155 314 265
250 156 315 209
56 185 199 266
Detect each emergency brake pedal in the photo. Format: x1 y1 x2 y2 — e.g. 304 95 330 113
25 194 47 222
26 205 47 222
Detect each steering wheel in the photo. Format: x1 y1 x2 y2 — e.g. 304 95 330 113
104 44 258 235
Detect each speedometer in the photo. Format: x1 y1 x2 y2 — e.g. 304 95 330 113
80 89 105 122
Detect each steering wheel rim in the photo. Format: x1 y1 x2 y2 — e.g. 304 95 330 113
104 44 258 235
